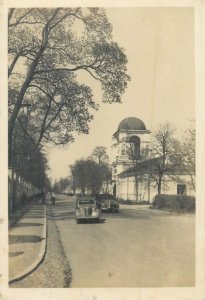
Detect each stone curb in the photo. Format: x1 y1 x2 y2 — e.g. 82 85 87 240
9 205 47 285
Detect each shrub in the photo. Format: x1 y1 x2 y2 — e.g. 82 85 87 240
153 194 195 212
116 199 150 205
141 200 150 205
116 198 136 205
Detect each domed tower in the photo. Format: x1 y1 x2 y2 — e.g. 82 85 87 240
112 117 151 178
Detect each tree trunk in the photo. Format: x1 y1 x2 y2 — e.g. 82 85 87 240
8 46 45 146
81 187 85 195
8 132 13 168
190 173 195 192
158 177 162 194
148 176 150 203
8 53 21 77
8 16 53 151
134 174 139 202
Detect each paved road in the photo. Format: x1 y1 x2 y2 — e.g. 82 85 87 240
51 195 195 288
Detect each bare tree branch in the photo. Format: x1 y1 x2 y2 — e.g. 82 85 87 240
8 9 15 22
9 9 34 27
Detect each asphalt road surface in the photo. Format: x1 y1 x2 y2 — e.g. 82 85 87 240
50 195 195 288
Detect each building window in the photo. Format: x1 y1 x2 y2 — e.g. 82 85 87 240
121 143 126 155
177 184 187 195
129 136 140 159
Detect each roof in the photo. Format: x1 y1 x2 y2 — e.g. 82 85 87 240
118 117 146 131
119 157 161 178
118 157 195 178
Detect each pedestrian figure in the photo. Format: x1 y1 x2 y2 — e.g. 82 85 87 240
42 192 46 205
21 192 27 205
51 192 56 205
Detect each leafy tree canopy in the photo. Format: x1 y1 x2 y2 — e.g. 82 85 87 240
8 8 130 148
70 146 111 195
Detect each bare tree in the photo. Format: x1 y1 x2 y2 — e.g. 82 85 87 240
150 122 179 195
89 146 109 165
53 177 70 194
174 125 195 191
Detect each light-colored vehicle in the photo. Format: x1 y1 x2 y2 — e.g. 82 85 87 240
75 197 101 224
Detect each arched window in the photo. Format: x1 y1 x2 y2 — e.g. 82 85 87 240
121 143 126 155
129 136 140 159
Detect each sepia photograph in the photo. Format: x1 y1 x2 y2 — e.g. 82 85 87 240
1 0 205 299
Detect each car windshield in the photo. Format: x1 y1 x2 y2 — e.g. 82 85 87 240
78 199 95 205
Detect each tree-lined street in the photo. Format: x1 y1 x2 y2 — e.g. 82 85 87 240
12 195 195 288
7 7 196 291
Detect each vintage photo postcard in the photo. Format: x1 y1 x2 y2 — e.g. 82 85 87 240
1 0 205 299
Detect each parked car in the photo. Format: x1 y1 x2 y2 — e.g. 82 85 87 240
96 194 119 213
75 197 101 223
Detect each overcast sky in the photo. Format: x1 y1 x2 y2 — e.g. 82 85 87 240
47 7 195 182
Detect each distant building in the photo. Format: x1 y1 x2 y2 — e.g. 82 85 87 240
112 117 195 202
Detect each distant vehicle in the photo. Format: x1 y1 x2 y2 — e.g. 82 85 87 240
96 194 119 213
75 197 101 224
67 193 74 196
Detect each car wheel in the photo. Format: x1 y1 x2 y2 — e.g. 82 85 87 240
76 219 80 224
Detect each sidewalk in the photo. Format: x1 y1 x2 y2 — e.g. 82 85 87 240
9 200 47 284
9 200 34 228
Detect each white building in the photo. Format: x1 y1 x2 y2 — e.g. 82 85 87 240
112 117 195 203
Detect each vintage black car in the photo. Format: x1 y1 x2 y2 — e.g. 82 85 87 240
75 197 101 223
96 194 119 213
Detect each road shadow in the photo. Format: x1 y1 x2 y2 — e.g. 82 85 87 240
103 207 173 220
9 235 45 244
48 200 76 221
48 204 75 211
14 222 43 227
22 213 45 219
102 209 150 220
21 205 45 219
48 210 76 221
9 251 24 257
98 218 106 224
77 218 106 225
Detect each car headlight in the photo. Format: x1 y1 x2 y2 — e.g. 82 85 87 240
76 208 83 214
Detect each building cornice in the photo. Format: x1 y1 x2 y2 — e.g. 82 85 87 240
113 129 151 138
